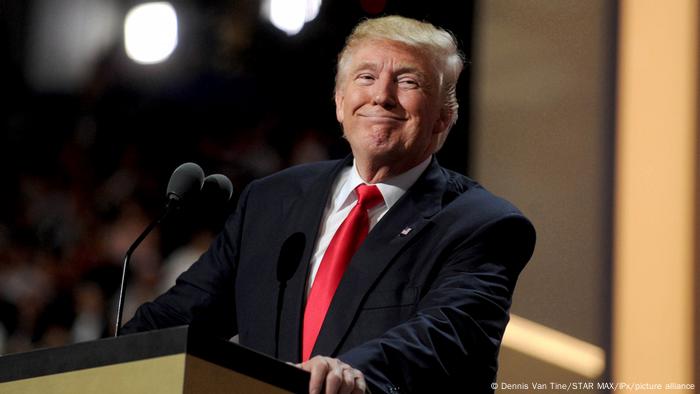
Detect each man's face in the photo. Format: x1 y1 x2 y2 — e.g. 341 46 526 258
335 39 448 173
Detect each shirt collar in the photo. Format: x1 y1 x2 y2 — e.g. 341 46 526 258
332 156 432 213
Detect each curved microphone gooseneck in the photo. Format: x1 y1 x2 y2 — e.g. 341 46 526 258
114 162 205 336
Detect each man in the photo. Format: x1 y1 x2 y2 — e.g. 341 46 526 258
122 16 535 394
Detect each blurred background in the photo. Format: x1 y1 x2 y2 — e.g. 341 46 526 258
0 0 697 392
0 0 473 350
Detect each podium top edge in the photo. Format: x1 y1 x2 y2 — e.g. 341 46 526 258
0 326 309 392
0 326 191 382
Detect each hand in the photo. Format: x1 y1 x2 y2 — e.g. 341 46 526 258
297 356 367 394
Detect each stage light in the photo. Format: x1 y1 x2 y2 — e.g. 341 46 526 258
265 0 321 36
124 2 178 64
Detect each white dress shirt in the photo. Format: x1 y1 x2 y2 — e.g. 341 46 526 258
306 157 432 295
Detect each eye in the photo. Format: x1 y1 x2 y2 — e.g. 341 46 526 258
398 77 419 89
355 73 375 85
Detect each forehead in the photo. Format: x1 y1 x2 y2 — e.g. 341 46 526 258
346 39 435 74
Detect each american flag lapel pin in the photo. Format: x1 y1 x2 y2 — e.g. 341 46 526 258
400 227 412 237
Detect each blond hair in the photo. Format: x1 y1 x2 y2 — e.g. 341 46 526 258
336 16 464 150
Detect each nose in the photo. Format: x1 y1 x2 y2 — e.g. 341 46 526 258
371 75 397 108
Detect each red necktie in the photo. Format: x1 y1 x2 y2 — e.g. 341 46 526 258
302 184 384 361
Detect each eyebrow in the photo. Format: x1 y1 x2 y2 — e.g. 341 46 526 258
350 61 379 74
351 61 429 82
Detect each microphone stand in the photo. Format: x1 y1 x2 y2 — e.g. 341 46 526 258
114 200 176 337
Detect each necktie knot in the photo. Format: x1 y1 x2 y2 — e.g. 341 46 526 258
355 184 383 211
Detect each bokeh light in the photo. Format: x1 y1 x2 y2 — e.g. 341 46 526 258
124 2 178 64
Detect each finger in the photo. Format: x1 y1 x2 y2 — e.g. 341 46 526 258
298 360 313 372
353 371 367 394
308 359 330 394
324 361 344 394
337 367 356 394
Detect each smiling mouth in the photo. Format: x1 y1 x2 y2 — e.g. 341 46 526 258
358 113 406 121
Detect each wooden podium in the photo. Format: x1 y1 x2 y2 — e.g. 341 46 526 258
0 326 310 393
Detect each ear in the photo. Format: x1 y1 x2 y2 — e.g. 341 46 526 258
334 90 345 123
432 106 451 135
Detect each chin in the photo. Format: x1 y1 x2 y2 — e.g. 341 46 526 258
363 139 396 155
364 146 405 164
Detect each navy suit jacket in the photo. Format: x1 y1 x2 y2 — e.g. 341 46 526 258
122 156 536 393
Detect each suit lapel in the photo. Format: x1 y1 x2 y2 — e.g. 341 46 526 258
275 158 352 362
311 158 447 357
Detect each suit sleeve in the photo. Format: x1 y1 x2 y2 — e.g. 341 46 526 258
119 183 254 339
338 215 535 394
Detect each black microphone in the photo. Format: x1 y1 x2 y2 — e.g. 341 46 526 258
114 162 205 336
201 174 234 206
167 162 207 204
275 232 306 358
